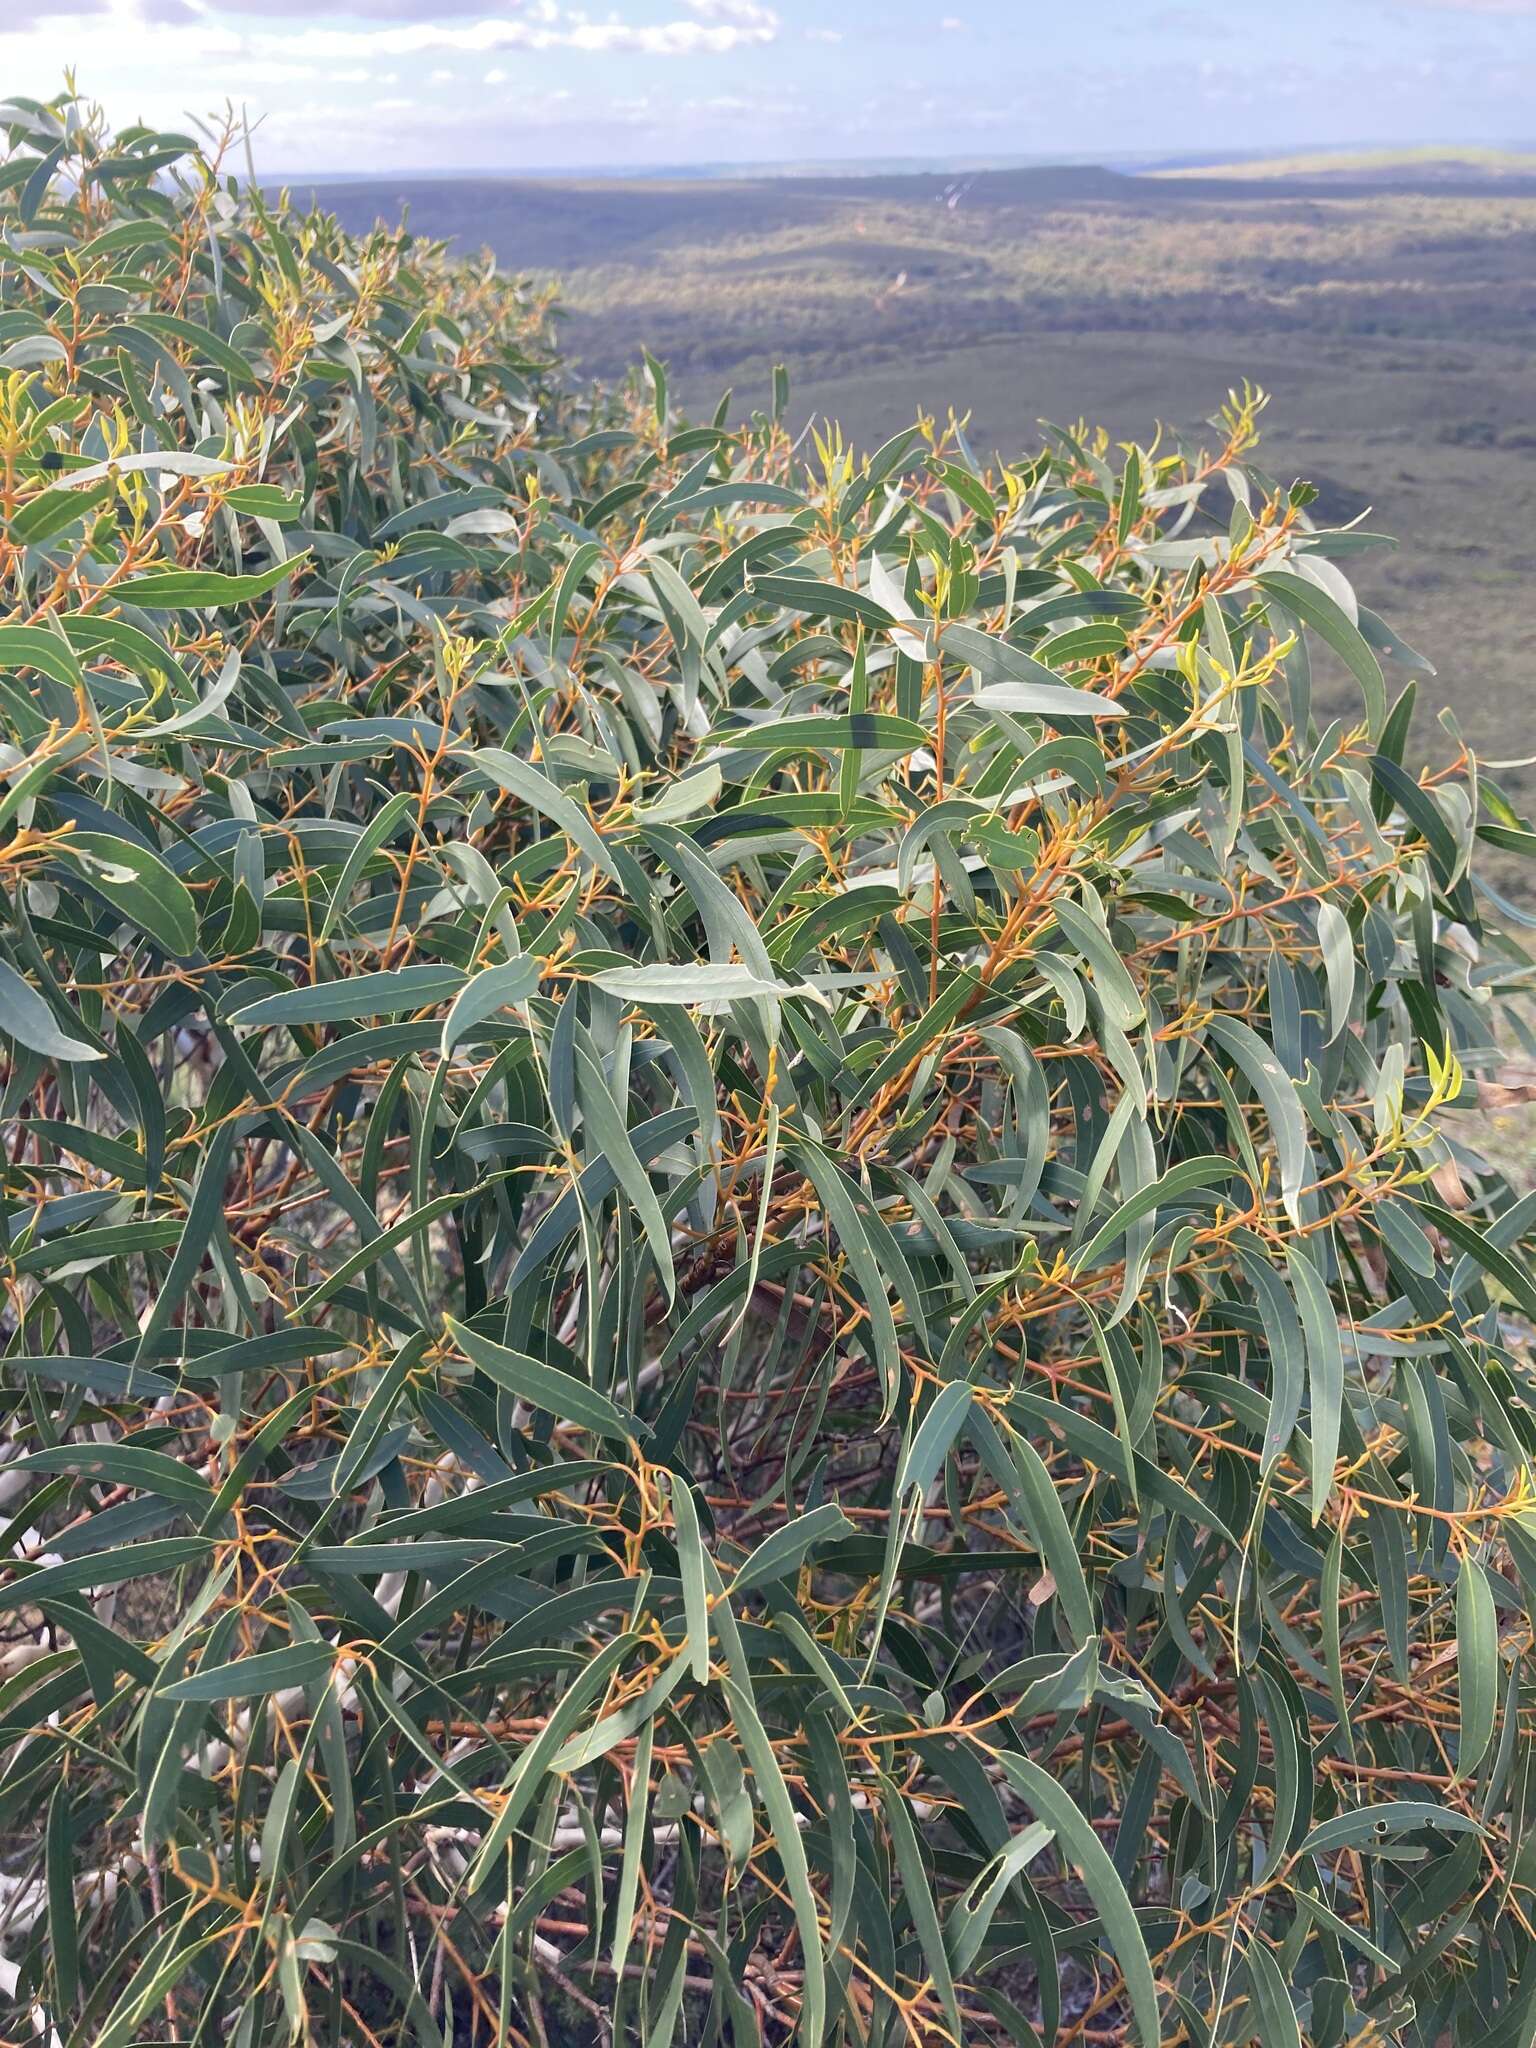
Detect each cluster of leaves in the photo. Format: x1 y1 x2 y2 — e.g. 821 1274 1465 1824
2 90 1536 2048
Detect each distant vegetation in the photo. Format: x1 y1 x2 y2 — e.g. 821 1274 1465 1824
1150 144 1536 182
310 157 1536 823
308 161 1536 368
4 89 1536 2048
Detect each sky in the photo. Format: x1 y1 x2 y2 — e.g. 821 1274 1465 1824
6 0 1536 175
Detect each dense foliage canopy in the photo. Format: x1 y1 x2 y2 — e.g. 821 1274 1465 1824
1 91 1535 2048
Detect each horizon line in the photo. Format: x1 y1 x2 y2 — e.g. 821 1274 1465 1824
259 137 1536 186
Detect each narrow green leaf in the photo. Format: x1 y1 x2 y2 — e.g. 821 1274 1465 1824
446 1315 644 1444
997 1752 1161 2045
114 553 306 607
0 959 102 1062
163 1637 334 1703
1454 1552 1498 1781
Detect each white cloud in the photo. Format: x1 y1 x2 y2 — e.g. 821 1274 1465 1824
1 0 781 61
262 8 778 57
0 0 786 174
805 24 842 38
595 85 802 128
684 0 777 21
565 17 776 49
940 14 965 27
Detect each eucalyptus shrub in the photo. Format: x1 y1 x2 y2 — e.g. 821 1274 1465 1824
2 92 1535 2048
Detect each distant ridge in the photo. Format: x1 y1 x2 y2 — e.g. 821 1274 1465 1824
1148 144 1536 184
268 141 1536 189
